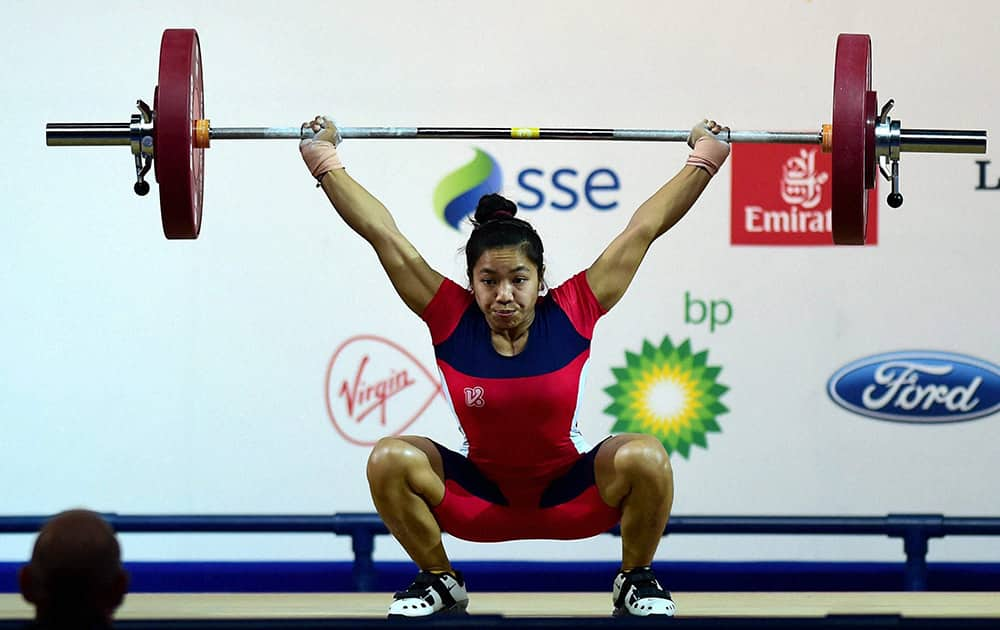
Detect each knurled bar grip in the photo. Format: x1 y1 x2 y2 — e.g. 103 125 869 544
213 127 823 143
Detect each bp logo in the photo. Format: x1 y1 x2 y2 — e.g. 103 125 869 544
433 148 503 229
603 336 729 458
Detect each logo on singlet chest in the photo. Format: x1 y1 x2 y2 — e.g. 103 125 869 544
464 386 485 407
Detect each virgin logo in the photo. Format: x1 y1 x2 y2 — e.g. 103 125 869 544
325 335 443 446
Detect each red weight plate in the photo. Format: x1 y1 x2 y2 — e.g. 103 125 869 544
864 89 877 189
154 29 204 239
831 33 872 245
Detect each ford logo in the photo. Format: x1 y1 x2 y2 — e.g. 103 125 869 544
828 351 1000 423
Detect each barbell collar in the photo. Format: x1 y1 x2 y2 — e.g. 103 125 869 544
875 119 903 161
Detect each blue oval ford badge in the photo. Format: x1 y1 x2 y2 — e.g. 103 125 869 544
827 351 1000 423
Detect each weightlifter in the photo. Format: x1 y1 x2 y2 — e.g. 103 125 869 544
299 115 730 618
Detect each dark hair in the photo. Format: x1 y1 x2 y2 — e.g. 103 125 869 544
465 194 544 284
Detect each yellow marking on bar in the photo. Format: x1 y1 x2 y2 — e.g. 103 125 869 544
511 127 541 139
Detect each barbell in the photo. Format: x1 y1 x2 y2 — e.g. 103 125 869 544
45 29 987 244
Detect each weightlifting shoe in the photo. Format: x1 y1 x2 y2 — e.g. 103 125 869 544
612 566 675 617
387 570 469 618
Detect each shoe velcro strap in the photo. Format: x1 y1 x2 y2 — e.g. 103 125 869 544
623 569 658 585
429 575 457 608
393 572 459 608
393 572 438 600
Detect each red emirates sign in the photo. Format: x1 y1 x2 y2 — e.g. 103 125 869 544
730 144 878 245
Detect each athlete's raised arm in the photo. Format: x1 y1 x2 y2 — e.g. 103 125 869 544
586 119 730 311
299 116 443 315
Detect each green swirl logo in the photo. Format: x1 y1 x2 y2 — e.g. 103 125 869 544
433 148 503 229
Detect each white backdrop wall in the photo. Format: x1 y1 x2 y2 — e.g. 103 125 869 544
1 0 997 565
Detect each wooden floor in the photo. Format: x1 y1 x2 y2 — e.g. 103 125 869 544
2 592 1000 620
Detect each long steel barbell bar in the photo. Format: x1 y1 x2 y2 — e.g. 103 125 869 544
45 123 988 155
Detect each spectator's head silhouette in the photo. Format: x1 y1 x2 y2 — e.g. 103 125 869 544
19 509 128 628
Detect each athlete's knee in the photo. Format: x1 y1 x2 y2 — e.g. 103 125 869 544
367 437 425 483
615 434 672 482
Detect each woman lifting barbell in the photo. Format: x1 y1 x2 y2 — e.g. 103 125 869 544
298 115 730 619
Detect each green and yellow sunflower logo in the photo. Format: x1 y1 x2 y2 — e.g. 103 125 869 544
603 336 729 458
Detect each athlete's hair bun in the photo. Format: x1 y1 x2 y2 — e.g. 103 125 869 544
473 194 517 226
464 193 543 284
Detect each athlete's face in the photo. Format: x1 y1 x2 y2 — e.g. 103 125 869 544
472 247 541 332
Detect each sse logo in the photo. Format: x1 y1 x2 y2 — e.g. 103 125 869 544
433 148 620 229
827 351 1000 423
731 144 878 245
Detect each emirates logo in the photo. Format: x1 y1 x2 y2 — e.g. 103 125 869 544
780 149 829 209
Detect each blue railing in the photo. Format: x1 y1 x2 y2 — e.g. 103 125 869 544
3 513 999 592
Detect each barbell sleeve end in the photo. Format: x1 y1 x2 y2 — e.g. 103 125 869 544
46 122 132 147
899 129 988 154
